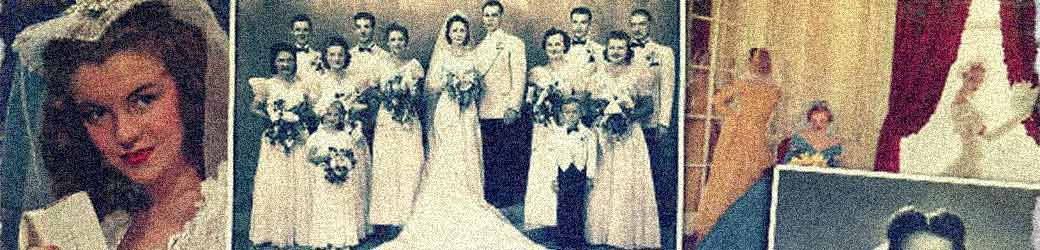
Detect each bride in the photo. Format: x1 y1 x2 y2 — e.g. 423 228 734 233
375 11 545 250
899 0 1040 183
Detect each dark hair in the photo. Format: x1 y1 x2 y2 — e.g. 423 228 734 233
268 42 297 75
806 101 834 123
320 36 351 70
886 207 966 250
445 15 471 46
40 2 206 218
290 14 312 28
571 6 593 21
603 30 634 65
385 22 410 45
353 12 376 26
631 8 653 22
542 27 572 54
483 0 505 14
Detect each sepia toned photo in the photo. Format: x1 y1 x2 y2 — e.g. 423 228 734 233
1 0 232 249
771 167 1040 250
231 0 681 249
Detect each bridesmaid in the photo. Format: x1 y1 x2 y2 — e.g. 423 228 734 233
522 27 585 231
691 48 781 243
584 31 661 249
369 23 426 234
249 42 317 246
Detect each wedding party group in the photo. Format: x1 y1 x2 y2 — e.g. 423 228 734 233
241 1 677 250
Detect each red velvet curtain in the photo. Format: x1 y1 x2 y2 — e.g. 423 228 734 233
874 0 972 172
1000 0 1040 144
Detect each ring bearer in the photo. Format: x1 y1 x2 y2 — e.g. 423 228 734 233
552 101 598 249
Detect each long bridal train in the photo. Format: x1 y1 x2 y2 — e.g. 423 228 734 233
899 0 1040 183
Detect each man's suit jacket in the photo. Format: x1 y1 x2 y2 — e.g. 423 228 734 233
632 39 676 128
476 29 527 120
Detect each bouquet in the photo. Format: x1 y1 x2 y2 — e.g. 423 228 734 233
443 67 485 110
789 152 829 167
308 146 359 185
630 95 655 124
379 73 421 124
597 99 633 140
575 91 609 127
263 98 315 155
350 86 381 129
525 82 566 126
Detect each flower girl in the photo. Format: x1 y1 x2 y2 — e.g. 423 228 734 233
304 98 370 249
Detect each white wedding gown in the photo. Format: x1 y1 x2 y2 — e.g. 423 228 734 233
900 0 1040 183
376 50 545 250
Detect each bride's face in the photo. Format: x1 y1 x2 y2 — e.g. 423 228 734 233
449 21 468 47
72 50 189 186
545 34 567 61
325 46 347 70
962 65 985 94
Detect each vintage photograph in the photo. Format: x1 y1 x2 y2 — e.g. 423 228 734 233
771 167 1040 249
1 0 232 249
231 0 681 249
684 0 1040 248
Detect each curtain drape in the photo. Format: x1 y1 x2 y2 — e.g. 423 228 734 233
873 0 972 173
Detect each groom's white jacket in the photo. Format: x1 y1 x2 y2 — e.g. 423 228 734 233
476 29 527 119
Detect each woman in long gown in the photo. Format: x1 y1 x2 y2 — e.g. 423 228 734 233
584 31 661 249
522 28 591 230
696 100 841 249
369 23 426 230
13 1 230 248
691 48 781 242
376 11 544 250
301 37 371 248
899 0 1040 183
304 99 369 249
249 42 316 246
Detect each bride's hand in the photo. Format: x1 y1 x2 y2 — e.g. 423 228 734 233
978 125 987 136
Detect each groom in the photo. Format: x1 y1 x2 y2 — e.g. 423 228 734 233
475 0 529 207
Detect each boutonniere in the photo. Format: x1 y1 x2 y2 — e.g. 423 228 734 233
647 50 660 67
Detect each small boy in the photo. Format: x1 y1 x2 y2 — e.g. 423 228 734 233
553 101 598 248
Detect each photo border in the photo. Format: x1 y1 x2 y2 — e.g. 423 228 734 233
767 165 1040 249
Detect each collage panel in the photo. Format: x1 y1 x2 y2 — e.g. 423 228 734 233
684 0 1040 249
772 167 1040 249
231 1 683 250
1 0 232 249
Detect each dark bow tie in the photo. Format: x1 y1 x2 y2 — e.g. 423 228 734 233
358 47 373 53
573 40 587 45
631 41 647 49
566 126 579 134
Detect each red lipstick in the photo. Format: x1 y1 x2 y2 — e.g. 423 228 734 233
122 147 155 166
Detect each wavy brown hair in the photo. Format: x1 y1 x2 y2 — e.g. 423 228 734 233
39 2 207 218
